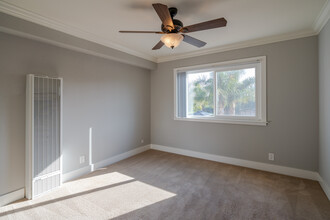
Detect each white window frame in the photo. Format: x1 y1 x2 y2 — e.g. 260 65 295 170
174 56 267 126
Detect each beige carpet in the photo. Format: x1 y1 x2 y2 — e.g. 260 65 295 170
1 150 329 220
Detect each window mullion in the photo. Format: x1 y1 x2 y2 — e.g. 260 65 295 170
185 73 189 117
213 71 216 117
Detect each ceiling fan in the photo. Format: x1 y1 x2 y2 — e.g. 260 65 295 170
119 3 227 50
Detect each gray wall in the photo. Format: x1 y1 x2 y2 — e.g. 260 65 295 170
0 32 151 196
319 20 330 187
151 36 319 171
0 26 322 198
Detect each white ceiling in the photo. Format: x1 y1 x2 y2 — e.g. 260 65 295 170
0 0 329 62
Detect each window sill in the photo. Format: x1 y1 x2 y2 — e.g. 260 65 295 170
174 117 268 126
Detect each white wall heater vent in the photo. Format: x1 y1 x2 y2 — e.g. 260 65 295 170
26 74 63 199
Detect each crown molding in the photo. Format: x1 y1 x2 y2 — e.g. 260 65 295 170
0 26 156 70
0 1 327 64
0 1 157 62
313 0 330 34
156 30 317 63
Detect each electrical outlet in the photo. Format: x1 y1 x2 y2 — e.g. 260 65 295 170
141 139 144 144
79 155 85 164
268 153 275 161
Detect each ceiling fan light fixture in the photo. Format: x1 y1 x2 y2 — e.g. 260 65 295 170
119 3 227 50
161 33 183 49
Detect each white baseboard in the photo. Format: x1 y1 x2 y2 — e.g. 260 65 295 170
62 165 92 183
317 174 330 200
56 144 330 201
62 145 150 182
94 145 151 170
150 144 318 181
0 188 25 207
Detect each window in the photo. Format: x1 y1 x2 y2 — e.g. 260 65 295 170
174 56 267 125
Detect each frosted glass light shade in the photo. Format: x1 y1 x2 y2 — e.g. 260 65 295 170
161 33 184 49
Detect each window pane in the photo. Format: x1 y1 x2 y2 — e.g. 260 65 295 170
216 68 256 116
187 72 214 117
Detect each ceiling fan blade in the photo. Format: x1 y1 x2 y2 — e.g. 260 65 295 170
182 34 206 48
119 31 164 34
152 3 174 31
152 41 164 50
181 18 227 33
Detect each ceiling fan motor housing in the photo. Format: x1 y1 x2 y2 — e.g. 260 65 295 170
161 7 183 33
